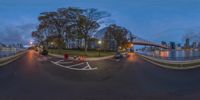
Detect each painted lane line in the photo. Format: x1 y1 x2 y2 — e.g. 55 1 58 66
55 60 64 63
82 62 97 70
51 61 85 68
67 62 86 67
58 61 73 64
51 61 97 71
53 60 73 64
51 61 88 70
86 62 96 70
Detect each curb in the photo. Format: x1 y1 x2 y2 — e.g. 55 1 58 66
0 51 27 67
49 53 114 61
137 53 200 70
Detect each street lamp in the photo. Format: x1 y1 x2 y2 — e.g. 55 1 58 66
131 43 134 47
30 41 33 45
130 43 134 52
98 40 102 45
98 40 102 57
51 42 54 45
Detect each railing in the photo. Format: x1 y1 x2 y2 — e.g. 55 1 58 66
0 48 25 58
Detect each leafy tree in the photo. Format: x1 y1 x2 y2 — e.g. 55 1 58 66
32 7 110 53
105 24 129 52
77 8 110 55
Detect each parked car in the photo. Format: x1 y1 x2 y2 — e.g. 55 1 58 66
40 49 48 56
114 52 123 59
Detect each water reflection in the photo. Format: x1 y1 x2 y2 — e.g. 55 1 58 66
0 51 17 58
160 51 169 58
0 48 24 58
27 50 34 63
141 50 200 61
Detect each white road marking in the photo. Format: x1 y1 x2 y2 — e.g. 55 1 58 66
59 61 73 64
54 60 64 63
51 60 97 71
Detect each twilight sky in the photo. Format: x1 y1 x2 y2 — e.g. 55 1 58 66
1 0 200 44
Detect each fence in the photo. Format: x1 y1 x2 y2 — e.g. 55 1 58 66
0 48 25 58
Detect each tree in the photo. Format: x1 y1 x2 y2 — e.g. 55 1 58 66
32 7 110 54
77 8 110 55
34 7 83 49
105 24 129 52
57 7 84 48
32 31 44 45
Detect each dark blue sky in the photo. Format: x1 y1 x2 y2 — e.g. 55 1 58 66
1 0 200 44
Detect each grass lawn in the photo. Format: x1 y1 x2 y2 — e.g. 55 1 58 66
48 49 116 57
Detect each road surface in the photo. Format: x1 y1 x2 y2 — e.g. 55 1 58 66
1 50 200 100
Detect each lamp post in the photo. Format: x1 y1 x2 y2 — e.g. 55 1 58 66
30 41 33 45
51 42 54 45
29 41 33 48
130 43 134 52
98 40 102 57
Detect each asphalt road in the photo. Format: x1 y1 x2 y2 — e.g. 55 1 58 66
1 50 200 100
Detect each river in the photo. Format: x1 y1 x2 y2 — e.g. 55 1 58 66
138 50 200 61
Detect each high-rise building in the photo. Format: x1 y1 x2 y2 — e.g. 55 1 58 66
170 42 176 50
176 43 182 50
161 41 167 46
192 42 197 49
184 38 190 49
198 42 200 48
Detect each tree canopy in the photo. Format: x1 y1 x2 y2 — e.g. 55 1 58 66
32 7 133 53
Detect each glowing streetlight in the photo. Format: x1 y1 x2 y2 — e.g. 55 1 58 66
131 43 134 47
98 40 102 57
98 40 102 44
130 43 134 52
30 41 33 45
119 46 121 49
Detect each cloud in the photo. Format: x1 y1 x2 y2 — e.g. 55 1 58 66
0 23 37 44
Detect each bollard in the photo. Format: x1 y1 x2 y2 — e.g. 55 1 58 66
64 53 69 60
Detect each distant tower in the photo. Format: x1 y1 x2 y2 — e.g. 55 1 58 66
198 42 200 49
184 38 190 49
161 41 167 46
170 42 176 50
192 42 197 49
